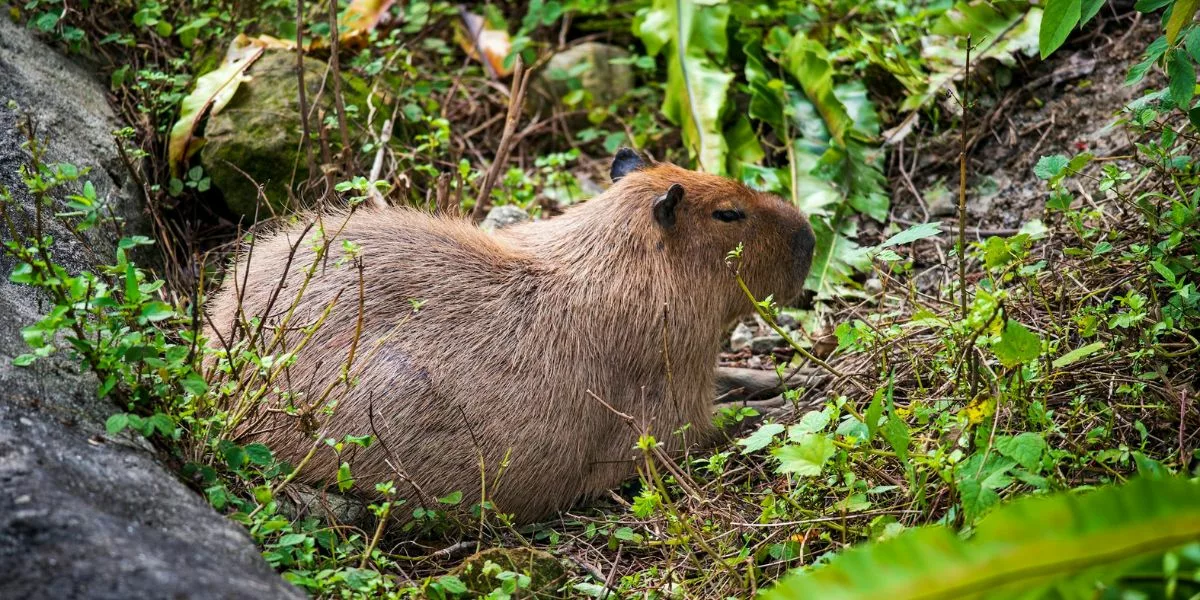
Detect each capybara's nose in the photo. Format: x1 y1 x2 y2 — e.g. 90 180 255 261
791 220 816 277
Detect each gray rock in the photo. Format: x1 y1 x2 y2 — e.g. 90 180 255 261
751 334 785 354
481 204 530 232
0 19 300 600
730 322 754 352
776 312 798 328
529 42 635 114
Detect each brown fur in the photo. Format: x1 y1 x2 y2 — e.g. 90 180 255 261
204 161 815 524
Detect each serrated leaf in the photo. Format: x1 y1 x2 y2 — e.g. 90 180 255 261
439 576 469 595
1034 154 1070 180
992 319 1042 368
245 443 274 466
105 413 129 435
773 433 836 477
181 370 208 396
738 422 785 454
788 410 831 438
1168 49 1196 109
996 433 1047 471
438 490 463 505
1040 0 1081 59
1053 341 1106 368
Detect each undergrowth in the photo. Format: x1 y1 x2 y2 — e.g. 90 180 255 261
3 0 1200 598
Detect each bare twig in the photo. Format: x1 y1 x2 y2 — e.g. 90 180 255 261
472 56 532 221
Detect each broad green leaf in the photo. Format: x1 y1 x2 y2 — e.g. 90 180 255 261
738 422 785 454
995 433 1047 471
806 217 870 300
105 413 129 435
245 443 274 466
635 0 733 173
991 319 1042 368
762 478 1200 600
1168 49 1196 109
782 35 852 147
1052 341 1105 368
1081 0 1106 23
877 222 943 249
788 409 831 438
1040 0 1081 59
1167 0 1200 44
181 370 208 396
773 433 836 477
438 490 463 505
1033 154 1070 180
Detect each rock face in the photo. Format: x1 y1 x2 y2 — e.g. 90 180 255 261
201 50 369 220
0 19 301 600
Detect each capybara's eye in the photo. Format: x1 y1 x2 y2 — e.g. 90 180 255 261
713 209 745 222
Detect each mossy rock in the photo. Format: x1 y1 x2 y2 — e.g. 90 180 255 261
450 547 570 598
200 50 371 220
529 42 635 114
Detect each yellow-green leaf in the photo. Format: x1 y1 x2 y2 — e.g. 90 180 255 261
1167 0 1200 44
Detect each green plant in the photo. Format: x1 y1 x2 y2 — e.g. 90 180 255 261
762 476 1200 599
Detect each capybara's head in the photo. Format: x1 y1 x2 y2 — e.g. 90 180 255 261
609 148 815 316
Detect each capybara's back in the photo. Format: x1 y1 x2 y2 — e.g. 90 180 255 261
205 153 815 524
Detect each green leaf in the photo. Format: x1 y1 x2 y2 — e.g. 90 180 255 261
1052 341 1106 368
1080 0 1105 24
1167 0 1200 44
438 490 463 505
1040 0 1081 59
762 477 1200 600
864 381 887 443
634 0 733 173
995 433 1047 471
181 370 208 396
991 319 1042 368
276 533 307 547
1168 49 1197 109
245 443 274 466
877 222 943 249
738 422 785 454
788 409 831 438
438 576 469 595
337 462 355 492
139 302 175 322
223 443 248 469
773 433 836 477
105 413 129 435
12 354 37 367
1034 154 1070 180
879 414 910 464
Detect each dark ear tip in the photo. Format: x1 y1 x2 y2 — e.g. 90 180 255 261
610 147 646 183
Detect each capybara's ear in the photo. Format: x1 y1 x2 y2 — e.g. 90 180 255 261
653 183 685 229
610 147 645 182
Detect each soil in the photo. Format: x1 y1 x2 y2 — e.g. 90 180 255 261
887 10 1161 236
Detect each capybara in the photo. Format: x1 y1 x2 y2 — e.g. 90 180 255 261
205 149 815 524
